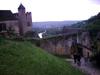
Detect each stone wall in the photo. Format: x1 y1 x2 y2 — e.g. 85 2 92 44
39 35 75 56
0 20 19 34
37 31 92 57
81 32 92 57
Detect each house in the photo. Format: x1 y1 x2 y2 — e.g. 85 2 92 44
0 4 32 36
0 10 18 36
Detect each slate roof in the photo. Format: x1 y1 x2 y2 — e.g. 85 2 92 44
0 10 17 21
18 4 25 10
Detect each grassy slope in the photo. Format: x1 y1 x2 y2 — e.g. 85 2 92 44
0 40 85 75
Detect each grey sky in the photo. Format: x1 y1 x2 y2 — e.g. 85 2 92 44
91 0 100 4
0 0 100 22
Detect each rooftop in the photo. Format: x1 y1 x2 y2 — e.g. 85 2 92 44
18 4 25 10
0 10 17 21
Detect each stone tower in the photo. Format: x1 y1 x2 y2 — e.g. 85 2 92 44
18 4 32 35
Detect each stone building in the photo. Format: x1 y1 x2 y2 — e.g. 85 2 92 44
0 10 19 35
0 4 32 36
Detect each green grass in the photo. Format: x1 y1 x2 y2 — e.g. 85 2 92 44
0 40 86 75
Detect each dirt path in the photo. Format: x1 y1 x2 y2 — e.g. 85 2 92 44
66 58 100 75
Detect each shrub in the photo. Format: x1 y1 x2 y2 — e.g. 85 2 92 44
0 36 5 44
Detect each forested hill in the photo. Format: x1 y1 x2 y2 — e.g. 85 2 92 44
85 12 100 30
71 12 100 30
70 12 100 38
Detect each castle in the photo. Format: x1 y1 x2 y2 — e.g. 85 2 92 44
0 4 32 36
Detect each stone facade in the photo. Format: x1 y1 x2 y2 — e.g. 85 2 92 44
81 32 92 57
39 34 78 56
38 30 92 57
0 4 32 36
0 20 19 34
14 4 32 35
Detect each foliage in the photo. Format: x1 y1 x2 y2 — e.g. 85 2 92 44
0 40 85 75
85 19 100 35
71 12 100 33
0 36 6 45
24 31 38 38
71 13 100 52
70 21 87 28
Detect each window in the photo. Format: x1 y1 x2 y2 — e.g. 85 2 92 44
0 23 6 32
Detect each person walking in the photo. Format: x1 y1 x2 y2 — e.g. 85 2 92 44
76 53 81 66
70 41 78 64
73 53 77 64
76 44 82 66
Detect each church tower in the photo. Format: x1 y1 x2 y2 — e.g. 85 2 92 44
18 4 32 35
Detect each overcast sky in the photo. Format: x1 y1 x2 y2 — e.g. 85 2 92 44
0 0 100 22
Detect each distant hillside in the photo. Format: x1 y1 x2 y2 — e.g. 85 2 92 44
32 21 79 28
70 21 87 28
71 12 100 30
85 13 100 30
70 12 100 38
0 39 85 75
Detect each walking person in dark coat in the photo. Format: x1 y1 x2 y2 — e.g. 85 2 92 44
76 53 81 66
70 42 78 64
73 53 77 64
76 44 83 66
